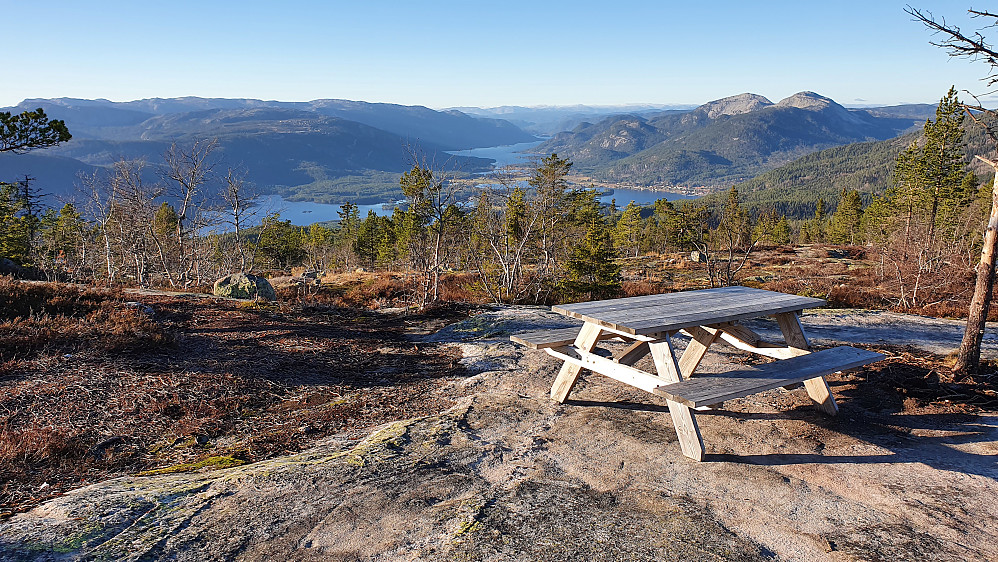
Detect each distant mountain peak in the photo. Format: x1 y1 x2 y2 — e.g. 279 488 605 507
695 93 773 119
775 91 837 110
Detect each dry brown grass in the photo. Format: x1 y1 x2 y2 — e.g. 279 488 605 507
0 278 171 363
0 278 468 518
438 273 490 304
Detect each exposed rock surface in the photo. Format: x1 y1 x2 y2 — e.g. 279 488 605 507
3 307 997 561
776 91 866 125
694 93 774 119
212 272 276 301
775 91 836 111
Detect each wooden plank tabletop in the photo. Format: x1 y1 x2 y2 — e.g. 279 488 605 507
552 286 825 335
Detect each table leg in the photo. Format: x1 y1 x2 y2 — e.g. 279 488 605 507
678 326 719 378
649 335 705 461
550 323 603 403
775 311 838 416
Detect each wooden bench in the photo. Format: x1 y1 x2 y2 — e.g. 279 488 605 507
510 326 617 350
652 346 884 408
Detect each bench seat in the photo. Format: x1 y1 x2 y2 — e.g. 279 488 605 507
510 326 619 349
652 346 884 408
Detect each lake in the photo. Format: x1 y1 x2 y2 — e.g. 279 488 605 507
245 140 696 227
449 140 697 207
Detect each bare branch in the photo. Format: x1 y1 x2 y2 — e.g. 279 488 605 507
907 6 998 85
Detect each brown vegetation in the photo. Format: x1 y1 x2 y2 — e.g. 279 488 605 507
4 250 998 519
0 278 470 518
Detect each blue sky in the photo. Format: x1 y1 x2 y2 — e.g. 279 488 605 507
4 1 993 108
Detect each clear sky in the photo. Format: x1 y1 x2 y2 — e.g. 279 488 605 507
3 1 994 109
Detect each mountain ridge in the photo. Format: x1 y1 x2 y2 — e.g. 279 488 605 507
534 91 926 189
1 97 535 204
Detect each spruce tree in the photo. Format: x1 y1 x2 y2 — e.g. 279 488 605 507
828 189 864 245
613 201 643 257
529 153 572 270
561 217 622 302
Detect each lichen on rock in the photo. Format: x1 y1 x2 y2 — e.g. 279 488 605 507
212 272 276 301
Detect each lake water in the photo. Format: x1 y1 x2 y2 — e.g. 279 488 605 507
250 140 696 226
227 195 388 227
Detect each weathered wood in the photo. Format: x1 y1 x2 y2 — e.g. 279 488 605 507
649 337 705 461
615 341 650 366
677 326 719 378
555 294 825 336
775 311 810 350
774 311 837 413
803 377 838 416
545 345 669 394
714 327 811 360
511 326 613 350
957 155 998 373
652 346 884 409
714 322 761 346
557 293 794 327
557 286 824 317
550 323 603 403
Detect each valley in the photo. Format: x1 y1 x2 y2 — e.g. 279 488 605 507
0 92 942 218
9 3 998 561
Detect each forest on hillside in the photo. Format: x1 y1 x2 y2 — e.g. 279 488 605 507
0 88 993 321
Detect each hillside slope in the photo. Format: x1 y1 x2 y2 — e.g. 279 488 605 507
1 98 523 202
536 92 922 189
8 97 536 150
716 110 996 218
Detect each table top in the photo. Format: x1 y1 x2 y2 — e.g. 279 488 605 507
551 286 826 336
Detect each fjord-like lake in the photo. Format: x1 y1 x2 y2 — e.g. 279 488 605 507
252 140 696 226
447 140 697 207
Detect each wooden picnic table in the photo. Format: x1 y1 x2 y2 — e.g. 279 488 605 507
511 286 884 461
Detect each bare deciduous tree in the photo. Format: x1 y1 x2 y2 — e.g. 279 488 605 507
221 168 260 271
398 146 465 307
467 165 541 303
164 138 219 286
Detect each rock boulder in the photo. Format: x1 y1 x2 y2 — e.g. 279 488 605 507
0 258 22 276
213 272 276 301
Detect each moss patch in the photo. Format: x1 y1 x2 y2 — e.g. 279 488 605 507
137 455 247 476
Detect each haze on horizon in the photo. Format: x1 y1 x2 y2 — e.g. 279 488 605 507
5 1 995 110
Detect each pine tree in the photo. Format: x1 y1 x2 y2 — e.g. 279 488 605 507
886 87 969 244
0 182 29 264
0 108 72 154
923 87 969 240
752 209 787 245
337 201 361 238
354 210 388 266
38 203 88 278
772 216 792 245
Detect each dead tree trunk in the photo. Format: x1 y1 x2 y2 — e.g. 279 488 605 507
956 156 998 373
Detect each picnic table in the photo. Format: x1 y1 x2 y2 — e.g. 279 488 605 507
511 286 884 461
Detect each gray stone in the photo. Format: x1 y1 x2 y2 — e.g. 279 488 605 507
0 258 22 276
213 272 276 301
